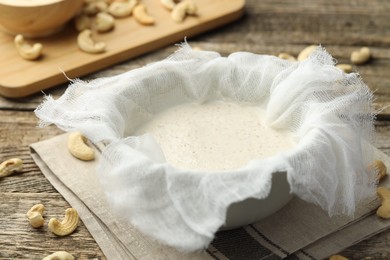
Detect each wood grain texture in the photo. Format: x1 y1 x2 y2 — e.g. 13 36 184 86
1 0 390 259
0 0 245 98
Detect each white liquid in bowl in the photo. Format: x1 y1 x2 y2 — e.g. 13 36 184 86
134 101 296 171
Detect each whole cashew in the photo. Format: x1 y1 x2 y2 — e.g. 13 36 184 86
42 251 74 260
278 52 297 61
74 14 91 31
67 132 95 161
376 187 390 219
77 29 106 54
171 0 197 23
297 45 317 61
14 35 43 61
27 204 45 228
351 47 371 65
48 208 79 236
160 0 176 10
373 160 387 182
95 12 115 32
133 4 155 25
329 255 348 260
0 158 23 178
108 0 138 18
336 64 353 73
84 1 108 16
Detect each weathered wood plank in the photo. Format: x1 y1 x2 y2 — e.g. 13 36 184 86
1 112 390 259
1 0 390 258
0 193 105 259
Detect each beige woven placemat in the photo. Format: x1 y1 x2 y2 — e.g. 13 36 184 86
30 133 390 259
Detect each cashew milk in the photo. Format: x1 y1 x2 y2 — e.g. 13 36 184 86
134 101 296 171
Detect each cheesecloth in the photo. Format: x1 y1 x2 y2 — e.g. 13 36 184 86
35 44 377 252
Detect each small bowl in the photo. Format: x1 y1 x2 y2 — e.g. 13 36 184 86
0 0 83 38
222 171 293 230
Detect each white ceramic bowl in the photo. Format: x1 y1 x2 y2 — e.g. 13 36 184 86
222 171 293 230
0 0 83 38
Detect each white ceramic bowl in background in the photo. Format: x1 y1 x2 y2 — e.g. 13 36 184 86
0 0 83 38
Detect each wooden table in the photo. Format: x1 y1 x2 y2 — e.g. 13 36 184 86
1 0 390 259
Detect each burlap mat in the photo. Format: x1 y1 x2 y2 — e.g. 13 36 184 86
30 133 390 259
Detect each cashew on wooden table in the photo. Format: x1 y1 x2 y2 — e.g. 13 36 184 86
48 208 79 236
0 158 23 178
26 204 45 228
42 251 74 260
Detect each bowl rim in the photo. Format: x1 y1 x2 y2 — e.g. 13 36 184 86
0 0 70 7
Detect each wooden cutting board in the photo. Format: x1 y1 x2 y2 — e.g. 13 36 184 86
0 0 245 98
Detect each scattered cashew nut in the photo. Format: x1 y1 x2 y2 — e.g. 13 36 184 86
133 4 155 25
108 0 137 18
336 64 353 73
43 251 75 260
278 52 297 61
77 29 106 54
95 12 115 32
373 160 387 182
329 255 348 260
48 208 79 236
171 0 197 23
0 158 23 178
27 204 45 228
297 45 317 61
67 131 95 161
74 14 91 31
160 0 176 10
351 47 371 65
376 187 390 219
14 35 43 61
84 1 108 16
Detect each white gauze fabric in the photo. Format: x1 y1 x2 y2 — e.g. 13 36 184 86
35 44 377 252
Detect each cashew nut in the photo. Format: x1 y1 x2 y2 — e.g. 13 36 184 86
376 187 390 219
77 29 106 54
108 0 137 18
84 1 108 16
27 204 45 228
0 158 23 178
133 4 155 25
48 208 79 236
160 0 176 10
43 251 75 260
14 35 43 61
74 14 91 31
374 160 387 182
351 47 371 65
95 12 115 32
297 45 317 61
278 52 297 61
67 131 95 161
171 0 197 23
336 64 353 73
329 255 348 260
